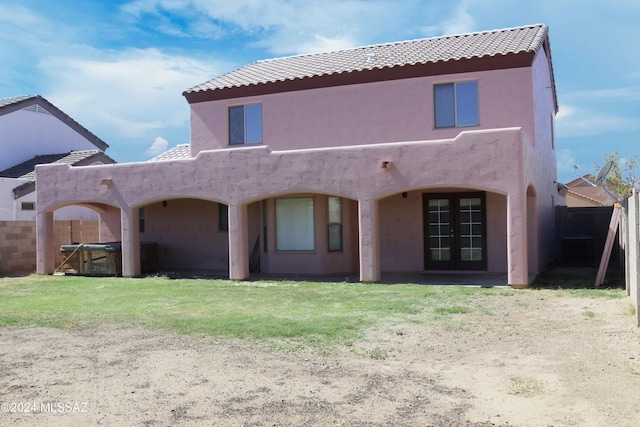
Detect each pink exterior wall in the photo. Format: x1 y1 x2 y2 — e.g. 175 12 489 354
140 199 229 271
527 48 560 272
190 68 535 154
379 192 424 272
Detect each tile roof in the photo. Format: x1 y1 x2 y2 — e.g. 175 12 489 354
0 95 109 151
185 24 549 95
0 150 112 181
0 95 32 109
149 144 192 161
565 174 615 206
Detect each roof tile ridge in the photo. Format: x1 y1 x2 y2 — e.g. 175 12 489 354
254 24 543 65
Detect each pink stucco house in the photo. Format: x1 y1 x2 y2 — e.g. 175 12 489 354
36 24 559 287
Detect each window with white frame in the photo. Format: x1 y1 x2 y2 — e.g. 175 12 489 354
327 197 342 252
275 197 314 251
229 104 262 145
434 81 479 128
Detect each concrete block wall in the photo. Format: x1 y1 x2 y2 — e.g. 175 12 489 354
0 221 37 275
0 220 98 275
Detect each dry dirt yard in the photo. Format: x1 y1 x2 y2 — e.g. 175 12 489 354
1 290 640 426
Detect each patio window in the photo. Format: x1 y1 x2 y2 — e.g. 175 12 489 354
262 200 268 252
328 196 342 252
275 197 314 251
434 81 478 128
219 203 228 231
139 207 145 233
229 104 262 145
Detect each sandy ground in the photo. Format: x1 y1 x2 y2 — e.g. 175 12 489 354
1 291 640 426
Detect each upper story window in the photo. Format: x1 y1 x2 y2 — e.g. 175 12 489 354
434 81 479 128
229 104 262 145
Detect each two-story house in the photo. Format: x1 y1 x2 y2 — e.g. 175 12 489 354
36 24 559 287
0 95 115 220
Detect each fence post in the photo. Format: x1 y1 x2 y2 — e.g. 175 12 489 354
627 189 640 327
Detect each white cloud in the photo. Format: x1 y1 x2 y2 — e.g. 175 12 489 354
41 48 220 140
563 86 640 102
555 103 639 137
419 1 475 36
556 148 577 176
146 136 169 157
441 4 476 35
119 0 449 55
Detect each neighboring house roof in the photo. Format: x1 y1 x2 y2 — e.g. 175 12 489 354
564 174 614 206
184 24 556 110
0 95 109 151
566 189 606 206
0 150 116 199
149 144 192 161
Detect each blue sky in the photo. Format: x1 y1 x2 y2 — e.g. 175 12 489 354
1 0 638 184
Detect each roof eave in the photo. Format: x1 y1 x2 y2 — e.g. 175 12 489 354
12 181 35 199
0 95 110 151
183 52 535 104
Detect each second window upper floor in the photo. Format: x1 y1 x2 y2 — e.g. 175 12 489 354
433 81 479 128
229 104 262 145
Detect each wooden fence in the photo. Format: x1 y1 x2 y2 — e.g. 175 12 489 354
623 189 640 327
0 220 98 276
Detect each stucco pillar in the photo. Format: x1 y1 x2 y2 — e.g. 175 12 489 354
358 198 381 282
228 203 249 280
120 207 141 277
507 192 529 288
36 211 54 274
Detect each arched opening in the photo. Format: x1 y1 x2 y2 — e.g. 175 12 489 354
136 198 230 275
257 193 359 276
378 188 508 275
40 201 119 275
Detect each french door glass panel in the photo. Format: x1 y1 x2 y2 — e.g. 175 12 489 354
459 197 483 262
428 199 451 262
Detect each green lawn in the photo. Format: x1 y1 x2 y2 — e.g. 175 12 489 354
0 275 627 353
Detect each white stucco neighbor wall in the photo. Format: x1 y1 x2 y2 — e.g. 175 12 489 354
0 178 98 220
0 178 30 220
0 109 100 171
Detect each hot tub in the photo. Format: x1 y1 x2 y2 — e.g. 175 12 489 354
59 242 158 276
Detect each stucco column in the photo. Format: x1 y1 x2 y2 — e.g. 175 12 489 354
507 192 529 288
228 203 249 280
120 207 141 277
36 211 54 274
358 198 381 282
